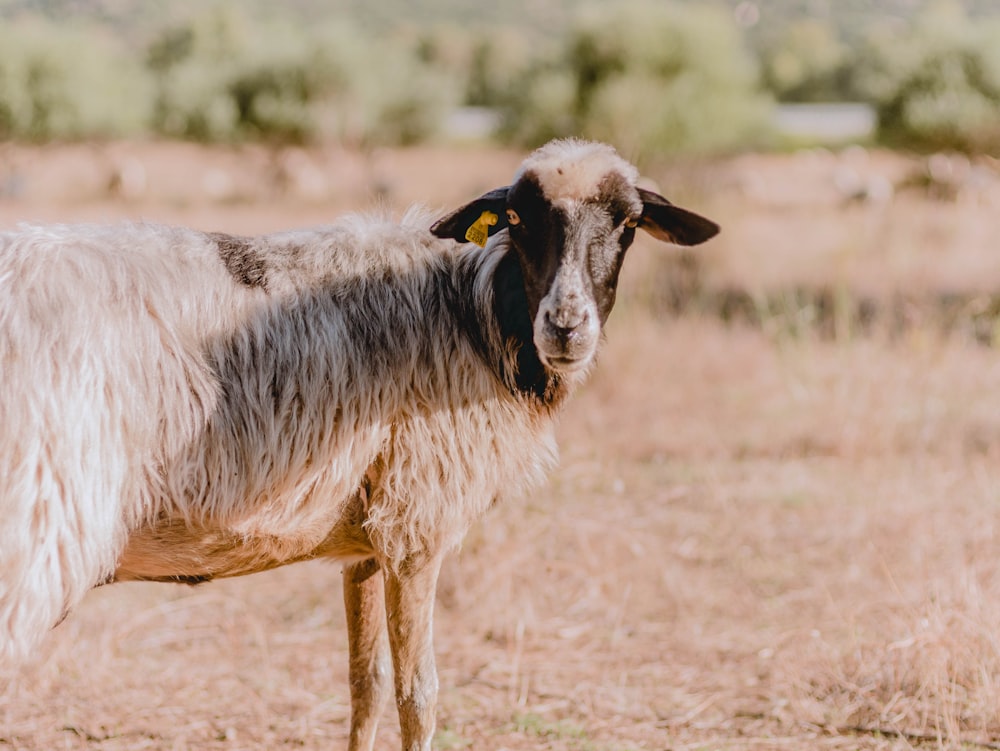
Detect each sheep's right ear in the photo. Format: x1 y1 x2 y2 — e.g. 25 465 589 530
430 187 511 243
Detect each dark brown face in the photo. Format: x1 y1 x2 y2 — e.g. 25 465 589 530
503 170 642 373
430 144 720 376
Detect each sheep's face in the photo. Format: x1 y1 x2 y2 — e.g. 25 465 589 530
504 167 638 373
431 139 720 375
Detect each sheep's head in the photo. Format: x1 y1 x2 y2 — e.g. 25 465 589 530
432 139 719 375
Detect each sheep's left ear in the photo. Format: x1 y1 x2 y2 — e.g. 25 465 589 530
638 187 719 246
430 187 511 243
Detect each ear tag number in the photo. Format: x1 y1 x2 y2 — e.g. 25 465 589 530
465 210 498 247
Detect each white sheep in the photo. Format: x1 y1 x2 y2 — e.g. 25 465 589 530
0 138 718 751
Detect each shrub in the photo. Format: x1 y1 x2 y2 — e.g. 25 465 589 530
344 33 458 148
856 3 1000 153
759 19 855 103
0 19 150 140
499 2 772 161
145 12 453 146
463 30 536 110
147 10 312 142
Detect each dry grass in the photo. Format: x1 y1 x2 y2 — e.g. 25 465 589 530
3 143 1000 750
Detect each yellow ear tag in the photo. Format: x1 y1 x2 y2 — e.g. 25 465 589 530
465 210 498 247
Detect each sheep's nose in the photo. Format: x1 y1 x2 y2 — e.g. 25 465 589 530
544 309 589 342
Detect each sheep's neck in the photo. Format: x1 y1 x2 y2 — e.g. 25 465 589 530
488 251 567 407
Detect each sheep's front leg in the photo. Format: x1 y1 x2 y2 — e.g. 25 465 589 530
384 555 443 751
344 559 393 751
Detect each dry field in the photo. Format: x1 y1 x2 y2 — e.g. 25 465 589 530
3 142 1000 750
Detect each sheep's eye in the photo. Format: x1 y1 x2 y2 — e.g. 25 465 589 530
624 217 639 229
506 209 521 226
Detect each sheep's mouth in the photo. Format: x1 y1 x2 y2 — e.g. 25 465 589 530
534 324 600 374
547 355 585 369
536 349 595 374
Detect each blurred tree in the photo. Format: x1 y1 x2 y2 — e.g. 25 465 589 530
12 0 1000 154
463 30 535 109
760 19 854 102
351 39 457 147
0 18 149 139
856 1 1000 152
143 7 454 146
500 2 772 161
145 7 247 140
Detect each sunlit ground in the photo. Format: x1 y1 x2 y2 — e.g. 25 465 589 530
3 142 1000 750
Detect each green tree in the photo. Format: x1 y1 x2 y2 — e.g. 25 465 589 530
500 2 772 161
144 10 454 146
760 19 854 102
856 1 1000 152
463 30 535 109
145 7 247 140
0 18 150 139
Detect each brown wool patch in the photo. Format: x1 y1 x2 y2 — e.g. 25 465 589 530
209 232 269 290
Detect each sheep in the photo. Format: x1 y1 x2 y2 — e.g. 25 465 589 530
0 138 718 751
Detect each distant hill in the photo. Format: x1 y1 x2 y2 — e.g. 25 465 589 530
0 0 583 35
0 0 996 41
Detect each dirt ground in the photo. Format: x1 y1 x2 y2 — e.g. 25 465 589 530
3 142 1000 750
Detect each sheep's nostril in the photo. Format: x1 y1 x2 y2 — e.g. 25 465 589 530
544 309 588 341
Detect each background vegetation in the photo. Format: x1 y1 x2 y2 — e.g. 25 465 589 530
0 0 998 154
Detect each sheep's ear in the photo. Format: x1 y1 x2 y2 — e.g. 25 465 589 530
637 187 719 246
430 187 511 243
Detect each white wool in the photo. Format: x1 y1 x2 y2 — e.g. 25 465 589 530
0 217 558 663
518 138 640 203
